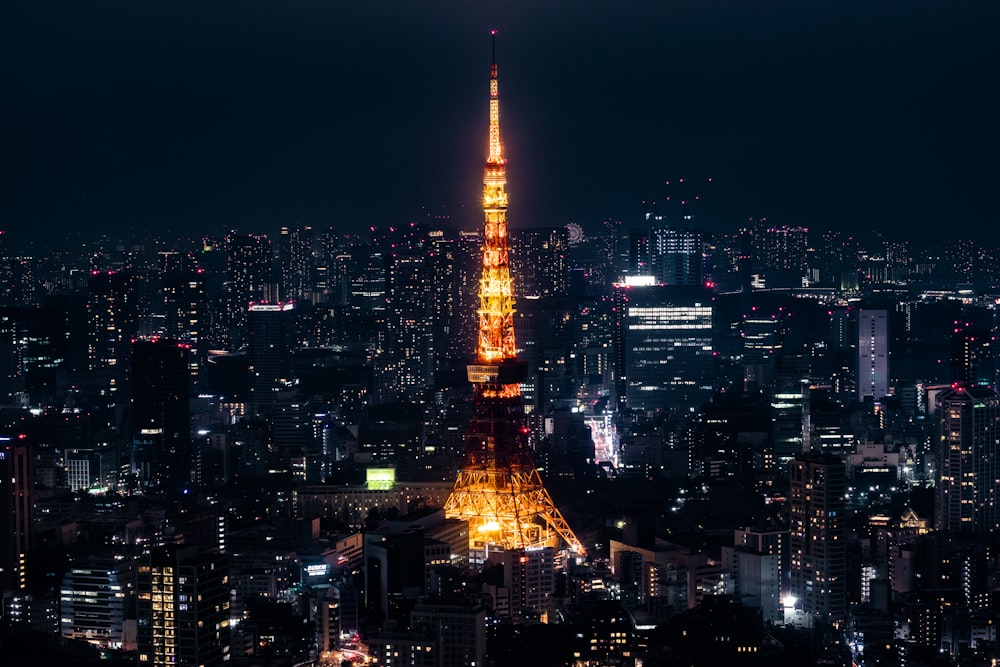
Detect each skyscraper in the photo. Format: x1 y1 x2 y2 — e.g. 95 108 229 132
247 302 296 409
0 439 33 591
279 225 314 302
225 233 275 348
443 36 583 561
137 545 230 667
613 281 714 418
950 322 996 388
131 338 191 490
857 309 889 402
649 224 706 286
934 384 1000 534
383 244 434 402
509 226 570 298
790 452 846 624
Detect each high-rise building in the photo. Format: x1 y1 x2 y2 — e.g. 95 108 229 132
137 545 230 667
789 452 846 624
247 302 296 409
758 225 808 276
86 269 140 374
225 233 275 348
613 281 714 418
509 227 570 298
443 38 583 562
950 323 996 388
934 384 1000 534
382 247 434 402
0 440 33 591
162 268 207 387
772 349 810 463
857 309 889 402
649 225 706 286
130 338 191 490
279 225 314 302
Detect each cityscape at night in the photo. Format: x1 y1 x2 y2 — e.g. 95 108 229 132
2 2 1000 667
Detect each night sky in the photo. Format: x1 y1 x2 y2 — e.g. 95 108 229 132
2 1 998 248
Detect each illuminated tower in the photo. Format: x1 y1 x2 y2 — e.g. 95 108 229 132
444 35 583 560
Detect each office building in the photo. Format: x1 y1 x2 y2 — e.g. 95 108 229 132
934 384 1000 534
247 302 296 409
649 225 706 286
137 545 230 667
613 282 714 418
59 557 136 650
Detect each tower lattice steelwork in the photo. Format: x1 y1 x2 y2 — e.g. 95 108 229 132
443 35 584 557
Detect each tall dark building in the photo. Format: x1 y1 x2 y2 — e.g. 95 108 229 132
382 246 433 402
131 338 191 490
509 226 570 298
86 269 140 374
279 225 314 302
137 545 230 667
225 233 275 349
934 384 1000 534
162 269 208 388
247 302 296 410
950 323 996 388
790 452 846 624
0 440 33 592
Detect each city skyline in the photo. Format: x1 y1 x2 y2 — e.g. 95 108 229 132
2 1 998 247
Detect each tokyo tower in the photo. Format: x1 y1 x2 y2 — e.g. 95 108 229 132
443 34 584 558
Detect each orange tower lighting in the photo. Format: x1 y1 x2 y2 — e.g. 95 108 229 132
443 34 584 559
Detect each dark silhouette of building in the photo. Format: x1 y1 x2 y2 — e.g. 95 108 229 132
131 338 191 490
0 440 33 591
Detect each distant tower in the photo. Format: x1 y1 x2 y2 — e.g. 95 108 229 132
443 36 583 560
857 309 889 402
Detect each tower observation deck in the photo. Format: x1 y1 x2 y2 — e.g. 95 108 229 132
443 35 584 560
